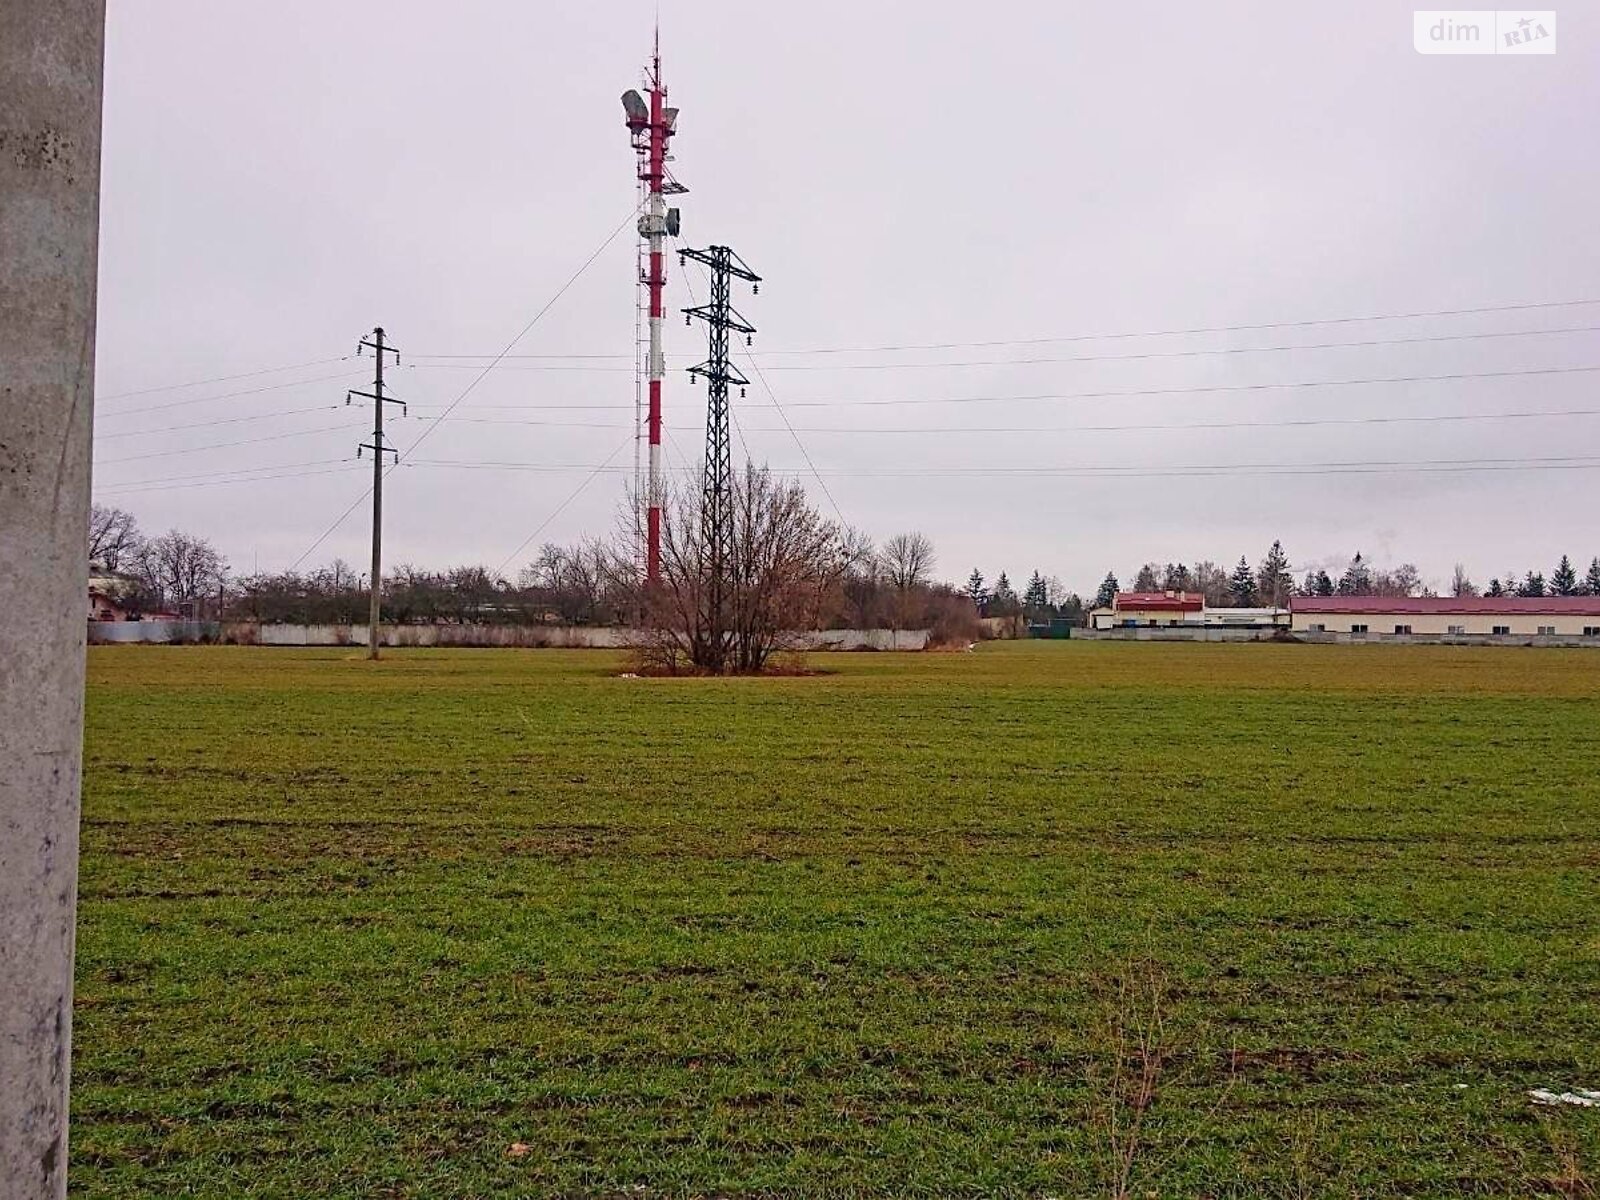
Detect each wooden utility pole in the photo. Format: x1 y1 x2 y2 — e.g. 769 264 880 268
348 328 402 659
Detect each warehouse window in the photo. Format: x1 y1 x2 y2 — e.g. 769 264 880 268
1447 625 1465 635
1492 625 1510 636
1538 625 1556 636
1585 627 1600 637
1350 624 1368 634
1308 623 1325 633
1394 624 1412 635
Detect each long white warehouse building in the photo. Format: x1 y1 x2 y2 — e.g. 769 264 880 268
1291 595 1600 638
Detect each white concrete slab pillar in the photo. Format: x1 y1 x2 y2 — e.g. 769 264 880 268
0 2 106 1195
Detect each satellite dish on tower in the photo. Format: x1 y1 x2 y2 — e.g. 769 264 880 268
666 208 681 237
621 90 648 128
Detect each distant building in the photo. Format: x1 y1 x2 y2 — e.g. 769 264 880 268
87 569 140 622
1292 595 1600 638
1090 592 1288 631
88 586 131 623
1091 591 1203 630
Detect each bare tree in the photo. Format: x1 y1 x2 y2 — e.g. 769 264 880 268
879 531 935 593
87 503 141 570
1450 563 1479 597
1192 560 1230 607
641 463 848 673
878 531 937 634
524 538 629 626
834 530 886 629
136 529 227 614
1369 562 1423 597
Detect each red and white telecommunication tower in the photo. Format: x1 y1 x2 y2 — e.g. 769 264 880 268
622 33 685 582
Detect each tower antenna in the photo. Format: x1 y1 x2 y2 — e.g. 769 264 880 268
621 30 687 583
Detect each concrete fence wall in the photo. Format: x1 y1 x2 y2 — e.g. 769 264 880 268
89 622 930 651
1075 627 1282 643
979 615 1026 640
88 620 220 644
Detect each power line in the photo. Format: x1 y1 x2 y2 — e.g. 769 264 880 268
93 404 341 440
409 352 631 361
400 362 1600 416
405 298 1600 362
740 407 1600 436
402 452 1600 480
751 297 1600 356
491 434 634 578
98 462 362 497
101 458 351 488
287 203 641 572
410 401 634 412
405 362 634 373
748 363 1600 409
420 405 1600 437
94 419 362 465
752 324 1600 372
94 355 352 402
95 456 352 489
796 453 1600 477
394 206 642 464
95 370 370 419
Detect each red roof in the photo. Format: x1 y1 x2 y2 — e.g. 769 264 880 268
1114 591 1205 612
1293 595 1600 616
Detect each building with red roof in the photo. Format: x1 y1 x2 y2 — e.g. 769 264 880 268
1091 591 1289 632
1291 594 1600 638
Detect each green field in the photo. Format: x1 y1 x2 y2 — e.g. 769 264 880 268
75 643 1600 1197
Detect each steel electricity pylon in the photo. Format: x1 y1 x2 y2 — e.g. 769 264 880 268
681 244 759 662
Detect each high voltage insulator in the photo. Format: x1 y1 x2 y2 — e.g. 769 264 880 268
682 244 760 642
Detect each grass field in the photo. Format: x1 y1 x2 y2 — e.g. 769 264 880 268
74 642 1600 1197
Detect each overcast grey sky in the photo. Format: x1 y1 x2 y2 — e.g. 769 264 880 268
93 2 1598 594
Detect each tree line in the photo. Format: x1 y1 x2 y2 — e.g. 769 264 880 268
1081 542 1600 610
961 569 1086 624
92 501 1600 640
88 499 980 647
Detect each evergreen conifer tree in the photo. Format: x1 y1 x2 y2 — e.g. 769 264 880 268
1228 556 1257 607
990 572 1021 616
1552 555 1578 595
1256 540 1293 606
1337 552 1371 595
965 569 987 607
1092 572 1119 610
1023 571 1048 614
